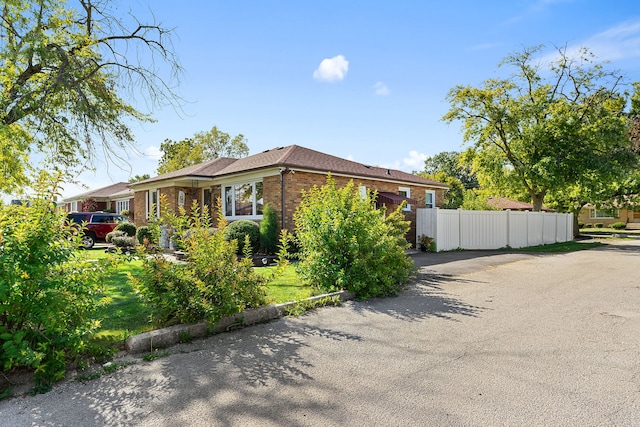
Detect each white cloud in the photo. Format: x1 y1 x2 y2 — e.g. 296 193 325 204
582 19 640 62
313 55 349 82
538 19 640 64
373 81 390 96
402 150 427 170
381 150 427 173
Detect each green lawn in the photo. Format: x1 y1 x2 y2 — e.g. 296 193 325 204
88 250 313 343
516 240 603 253
580 228 640 235
255 263 314 303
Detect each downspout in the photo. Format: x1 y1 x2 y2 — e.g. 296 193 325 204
280 168 287 230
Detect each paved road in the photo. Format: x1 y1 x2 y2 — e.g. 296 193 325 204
2 240 639 426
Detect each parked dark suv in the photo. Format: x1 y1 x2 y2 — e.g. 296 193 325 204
67 212 130 249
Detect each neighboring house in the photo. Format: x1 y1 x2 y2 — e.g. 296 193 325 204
62 182 135 217
578 203 640 228
129 145 449 246
487 197 553 212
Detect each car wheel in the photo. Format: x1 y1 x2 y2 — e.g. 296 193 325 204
81 233 96 249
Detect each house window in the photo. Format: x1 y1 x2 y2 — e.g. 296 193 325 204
359 186 367 200
70 201 79 212
115 199 129 214
589 208 618 219
399 187 411 211
425 190 435 209
223 181 264 218
203 188 212 209
146 190 160 219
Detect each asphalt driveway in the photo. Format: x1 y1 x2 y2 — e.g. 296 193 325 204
1 240 639 426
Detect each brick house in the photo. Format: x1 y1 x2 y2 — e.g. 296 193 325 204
129 145 448 246
62 182 135 217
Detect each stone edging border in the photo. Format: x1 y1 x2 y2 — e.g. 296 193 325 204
124 290 356 354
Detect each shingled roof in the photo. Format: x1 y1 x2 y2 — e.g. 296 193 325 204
64 182 131 201
488 197 553 212
211 145 448 187
131 157 237 186
131 145 448 188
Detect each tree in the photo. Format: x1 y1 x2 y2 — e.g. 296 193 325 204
0 0 182 193
157 126 249 174
443 45 637 213
129 174 150 183
423 151 478 189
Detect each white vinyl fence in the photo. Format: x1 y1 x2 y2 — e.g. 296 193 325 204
416 208 574 252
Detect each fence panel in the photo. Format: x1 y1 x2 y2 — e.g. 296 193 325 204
416 208 437 244
460 210 508 249
416 208 573 251
436 209 461 251
508 211 529 248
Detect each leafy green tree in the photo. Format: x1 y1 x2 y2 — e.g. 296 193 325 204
129 174 151 183
0 0 181 193
443 45 637 212
423 151 478 189
157 126 249 174
293 176 413 298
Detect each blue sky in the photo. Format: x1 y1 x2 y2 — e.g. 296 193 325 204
31 0 640 199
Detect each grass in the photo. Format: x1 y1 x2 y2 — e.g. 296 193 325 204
516 240 604 252
93 257 154 341
580 227 640 234
87 249 314 346
255 263 315 303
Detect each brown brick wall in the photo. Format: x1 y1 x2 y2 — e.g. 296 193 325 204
278 172 445 246
132 173 445 246
133 191 147 226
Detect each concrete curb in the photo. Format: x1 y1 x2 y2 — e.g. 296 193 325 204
124 290 355 354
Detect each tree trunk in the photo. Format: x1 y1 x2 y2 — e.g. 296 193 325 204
531 192 545 212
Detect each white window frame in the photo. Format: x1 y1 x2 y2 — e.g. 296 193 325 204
589 208 618 219
359 185 367 200
425 190 436 209
398 187 411 211
70 201 79 212
222 181 264 220
146 189 160 219
115 199 130 214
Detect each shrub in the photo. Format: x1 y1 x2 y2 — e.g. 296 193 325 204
611 222 626 230
224 220 260 254
136 226 157 245
293 176 413 298
114 222 137 236
119 209 131 218
111 235 137 248
418 234 433 251
578 222 585 228
594 223 604 228
130 202 268 324
106 230 125 243
585 223 593 228
259 204 279 254
0 177 113 389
